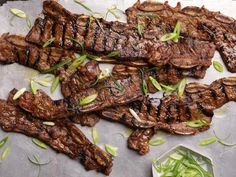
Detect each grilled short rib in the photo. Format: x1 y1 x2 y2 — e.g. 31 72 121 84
25 0 215 82
0 33 76 72
128 76 236 155
0 90 113 175
126 0 236 72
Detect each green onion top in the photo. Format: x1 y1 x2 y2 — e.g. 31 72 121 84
213 61 223 72
186 119 209 128
105 144 118 157
79 93 98 106
42 37 55 48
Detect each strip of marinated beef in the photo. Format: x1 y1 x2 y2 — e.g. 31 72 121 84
0 33 76 72
60 60 102 126
25 0 215 82
128 76 236 155
126 0 236 72
18 68 144 116
0 93 113 175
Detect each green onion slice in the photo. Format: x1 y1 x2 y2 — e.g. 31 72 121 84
13 88 26 100
149 137 165 146
137 22 144 36
142 80 148 94
0 136 8 148
149 76 162 91
186 119 208 128
160 33 177 42
32 138 48 149
105 144 118 157
51 76 60 94
79 93 98 106
98 69 110 80
129 108 142 122
30 80 38 95
213 61 223 72
69 54 87 69
1 146 10 160
199 137 217 146
42 37 55 48
92 127 99 145
177 78 186 97
173 21 181 42
160 84 176 92
106 50 120 58
43 121 55 126
42 59 72 73
10 8 27 18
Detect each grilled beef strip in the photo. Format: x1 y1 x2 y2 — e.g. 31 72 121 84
0 90 113 175
25 0 215 83
0 33 76 72
126 0 236 72
61 60 102 126
17 70 144 118
128 76 236 155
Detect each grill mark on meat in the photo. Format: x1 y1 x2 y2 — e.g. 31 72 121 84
32 50 40 68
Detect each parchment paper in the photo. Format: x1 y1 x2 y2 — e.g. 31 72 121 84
0 0 235 177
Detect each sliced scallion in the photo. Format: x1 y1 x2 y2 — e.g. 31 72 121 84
79 93 98 106
187 119 208 128
213 61 223 72
0 136 8 148
137 22 144 36
10 8 27 18
42 59 72 73
98 68 110 80
142 80 148 94
13 88 26 100
149 76 162 91
30 80 38 95
92 127 99 145
177 78 186 97
199 137 217 146
50 76 60 94
129 108 142 122
1 146 10 160
32 138 48 149
69 54 87 69
43 121 55 126
106 50 120 58
42 37 55 48
105 144 118 157
149 137 165 146
160 33 177 42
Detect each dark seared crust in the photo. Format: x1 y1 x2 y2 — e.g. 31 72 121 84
71 113 100 127
18 90 72 120
61 61 101 98
0 98 113 175
0 33 75 72
126 0 236 72
128 77 236 155
100 97 157 129
25 0 215 82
